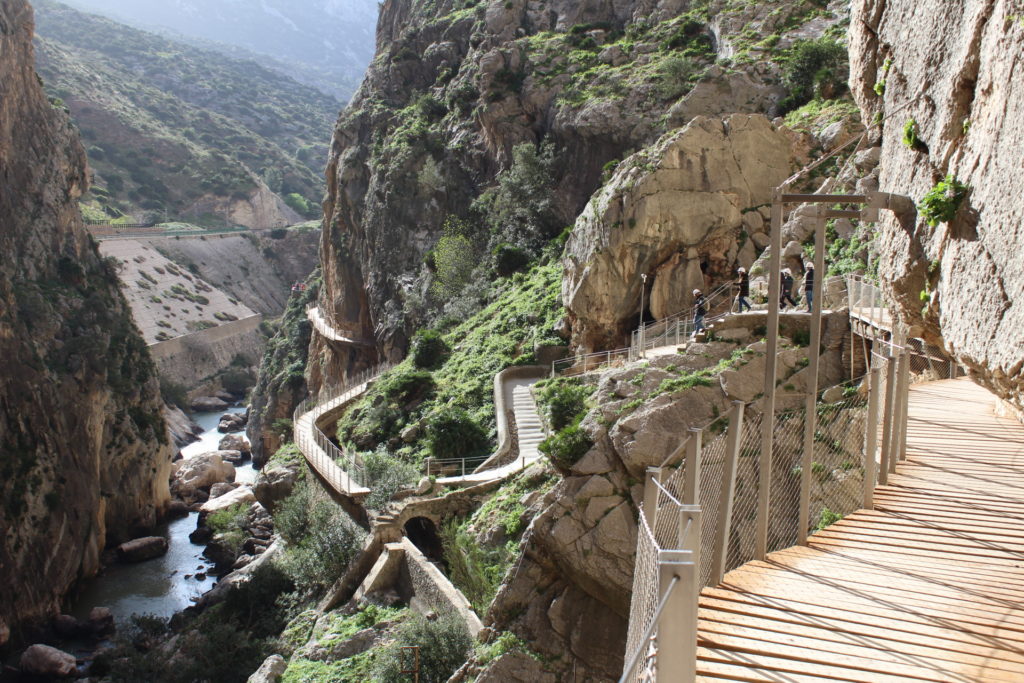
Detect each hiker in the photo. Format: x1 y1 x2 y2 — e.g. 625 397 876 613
692 288 707 336
780 268 798 309
735 267 751 313
803 260 815 311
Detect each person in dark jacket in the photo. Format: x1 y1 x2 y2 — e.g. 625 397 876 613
780 268 797 309
735 267 751 313
692 288 707 336
803 260 815 311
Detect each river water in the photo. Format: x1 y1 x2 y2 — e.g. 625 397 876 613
70 406 253 624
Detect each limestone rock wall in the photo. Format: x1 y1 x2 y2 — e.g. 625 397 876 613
0 0 174 644
562 114 801 351
849 0 1024 410
314 0 846 383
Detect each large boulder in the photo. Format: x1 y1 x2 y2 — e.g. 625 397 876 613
562 114 800 351
218 413 247 433
253 462 301 513
200 485 257 516
171 453 236 504
117 536 169 563
247 654 287 683
19 644 77 678
191 396 229 412
219 434 251 456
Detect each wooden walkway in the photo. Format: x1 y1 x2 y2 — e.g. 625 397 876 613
696 378 1024 682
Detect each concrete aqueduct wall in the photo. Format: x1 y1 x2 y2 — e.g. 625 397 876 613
149 314 263 389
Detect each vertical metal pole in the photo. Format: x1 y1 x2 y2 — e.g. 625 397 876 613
712 402 745 585
798 210 828 545
656 549 696 682
863 366 882 508
640 273 647 359
683 429 702 506
644 467 662 529
887 352 904 474
757 189 784 561
879 352 897 485
896 350 911 462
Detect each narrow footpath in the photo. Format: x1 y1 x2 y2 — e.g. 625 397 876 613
695 378 1024 682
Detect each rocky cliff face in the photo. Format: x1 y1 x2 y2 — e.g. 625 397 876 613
0 0 174 644
849 0 1024 411
313 0 848 383
563 113 803 350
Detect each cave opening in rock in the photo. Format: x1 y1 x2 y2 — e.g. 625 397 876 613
404 517 445 565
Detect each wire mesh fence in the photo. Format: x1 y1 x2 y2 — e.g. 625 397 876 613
623 511 660 683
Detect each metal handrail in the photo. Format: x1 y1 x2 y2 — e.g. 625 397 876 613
291 362 395 490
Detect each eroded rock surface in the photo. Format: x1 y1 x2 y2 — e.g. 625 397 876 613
0 0 173 642
562 114 801 350
850 0 1024 412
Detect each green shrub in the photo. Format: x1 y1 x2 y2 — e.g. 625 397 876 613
373 612 472 683
536 377 590 431
780 38 847 111
411 328 448 369
159 377 189 410
428 408 489 461
363 450 420 510
269 228 288 239
539 423 593 471
919 174 969 227
816 507 843 530
493 243 531 277
441 521 517 615
274 480 366 592
206 503 249 557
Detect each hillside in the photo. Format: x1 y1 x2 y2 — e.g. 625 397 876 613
32 0 337 225
62 0 379 100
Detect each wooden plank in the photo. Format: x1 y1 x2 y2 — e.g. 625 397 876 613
698 603 1024 668
694 378 1024 681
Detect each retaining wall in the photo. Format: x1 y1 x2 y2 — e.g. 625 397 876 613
150 315 263 388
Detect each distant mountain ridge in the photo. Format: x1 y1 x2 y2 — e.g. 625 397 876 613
62 0 379 100
33 0 339 226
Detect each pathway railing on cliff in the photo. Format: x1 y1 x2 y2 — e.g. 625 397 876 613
292 362 395 492
620 334 963 681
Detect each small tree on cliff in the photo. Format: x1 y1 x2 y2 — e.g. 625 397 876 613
474 142 558 254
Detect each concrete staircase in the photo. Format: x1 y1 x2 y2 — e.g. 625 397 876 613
511 380 546 462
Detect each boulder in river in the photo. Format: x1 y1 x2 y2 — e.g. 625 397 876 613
52 614 85 638
209 482 239 498
19 644 77 678
191 396 229 412
201 486 257 515
253 462 300 512
218 449 246 465
218 434 251 456
218 413 247 433
117 536 169 563
88 607 114 635
171 452 236 504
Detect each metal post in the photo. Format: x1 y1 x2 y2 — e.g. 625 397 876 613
640 273 648 358
878 352 897 485
895 350 911 462
863 366 882 509
712 402 745 585
757 189 784 561
655 549 696 682
798 209 827 545
644 467 662 529
887 352 904 474
683 429 702 506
